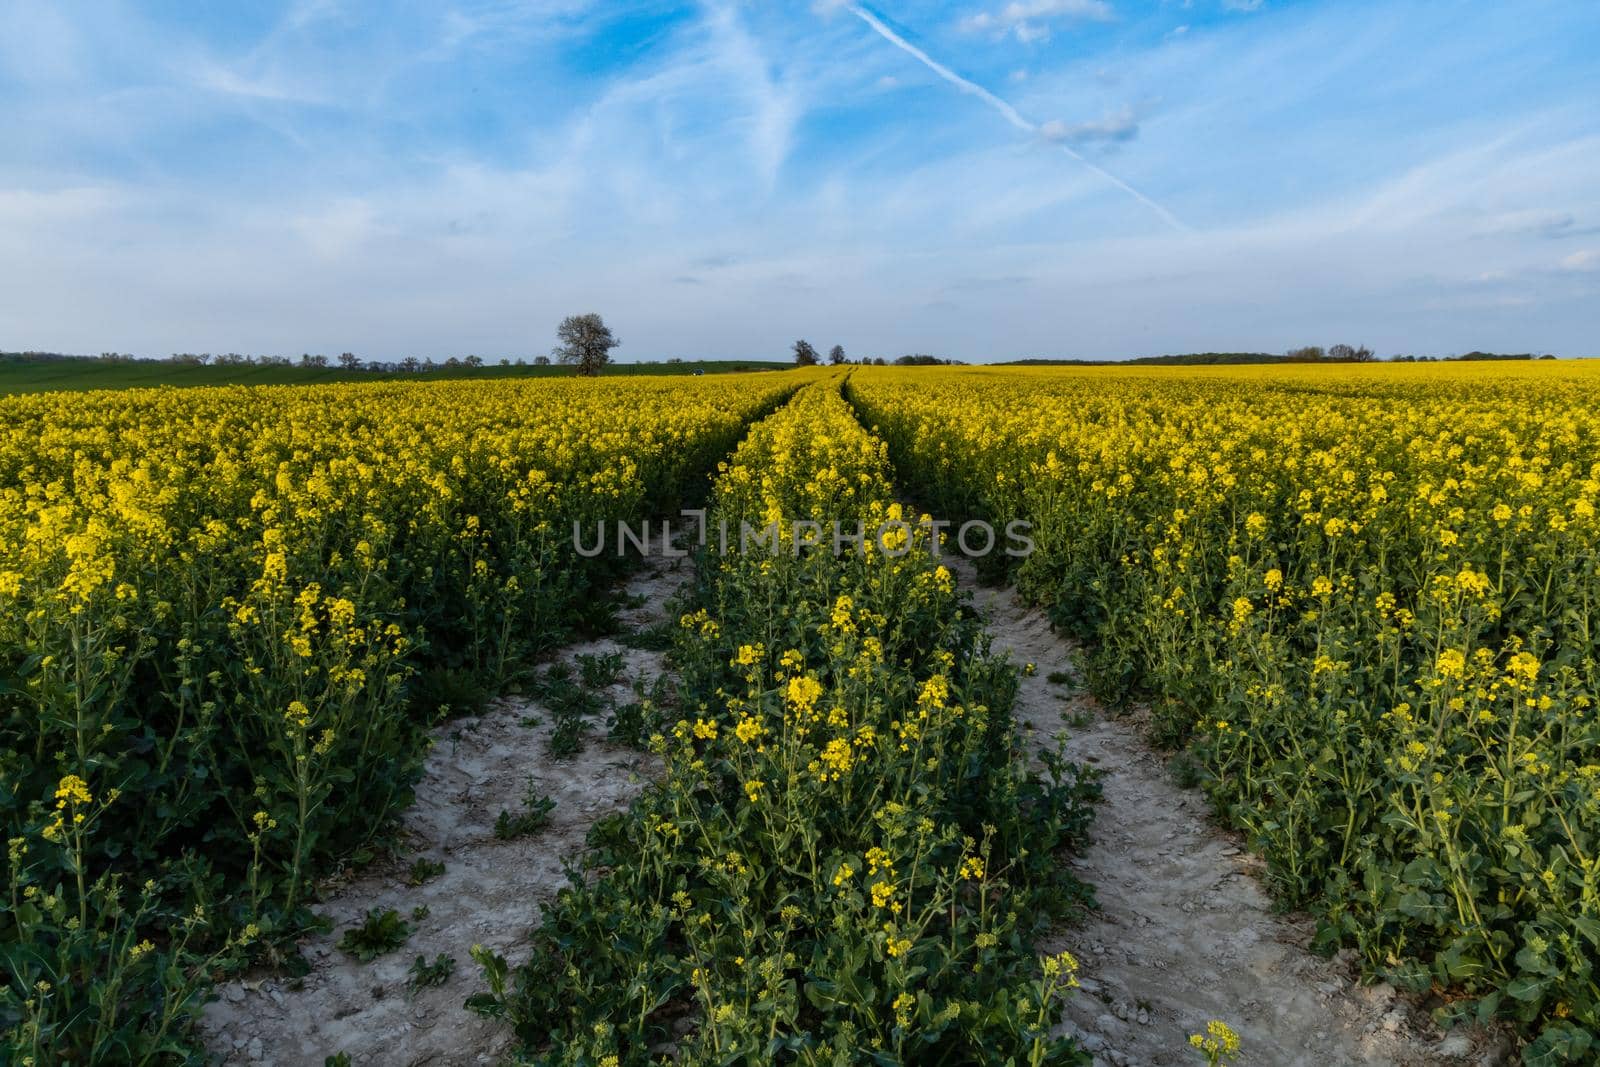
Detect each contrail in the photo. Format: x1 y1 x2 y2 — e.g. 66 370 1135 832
848 4 1189 233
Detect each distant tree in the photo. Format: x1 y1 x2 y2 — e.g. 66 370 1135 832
399 357 420 372
499 358 511 366
300 353 329 368
554 313 620 376
1327 343 1374 363
871 356 886 366
828 344 846 365
534 354 551 366
463 354 484 368
793 339 819 366
1286 346 1326 362
337 352 361 369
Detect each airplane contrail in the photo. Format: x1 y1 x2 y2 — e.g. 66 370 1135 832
848 4 1190 233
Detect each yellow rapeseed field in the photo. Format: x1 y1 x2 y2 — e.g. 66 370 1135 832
851 361 1600 1060
7 361 1596 1063
0 375 795 1062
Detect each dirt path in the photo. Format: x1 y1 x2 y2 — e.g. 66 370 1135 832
201 544 688 1066
949 557 1510 1067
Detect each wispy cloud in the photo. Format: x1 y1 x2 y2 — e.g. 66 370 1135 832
193 63 328 104
291 198 381 259
846 5 1187 230
958 0 1114 44
1040 105 1139 145
702 1 800 188
1471 210 1600 241
1562 249 1599 272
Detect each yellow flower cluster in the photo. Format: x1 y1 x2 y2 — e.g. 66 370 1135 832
1188 1019 1242 1066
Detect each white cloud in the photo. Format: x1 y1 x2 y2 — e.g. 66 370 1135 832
959 0 1114 44
1562 249 1599 271
1040 105 1139 145
292 198 381 259
193 63 328 104
0 186 118 231
1222 0 1265 11
702 2 800 188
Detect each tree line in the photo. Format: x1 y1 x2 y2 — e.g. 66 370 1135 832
789 340 963 367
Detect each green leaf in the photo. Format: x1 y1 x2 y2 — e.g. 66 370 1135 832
1504 975 1547 1003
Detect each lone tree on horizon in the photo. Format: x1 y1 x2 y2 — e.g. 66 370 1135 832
793 339 819 366
554 313 619 375
828 344 846 365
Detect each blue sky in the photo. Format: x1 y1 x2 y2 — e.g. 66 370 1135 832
2 0 1597 361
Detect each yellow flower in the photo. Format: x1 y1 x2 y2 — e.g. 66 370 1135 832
786 675 824 713
819 738 854 779
1189 1019 1241 1062
284 700 313 729
1041 950 1080 990
54 774 93 809
1435 649 1466 679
